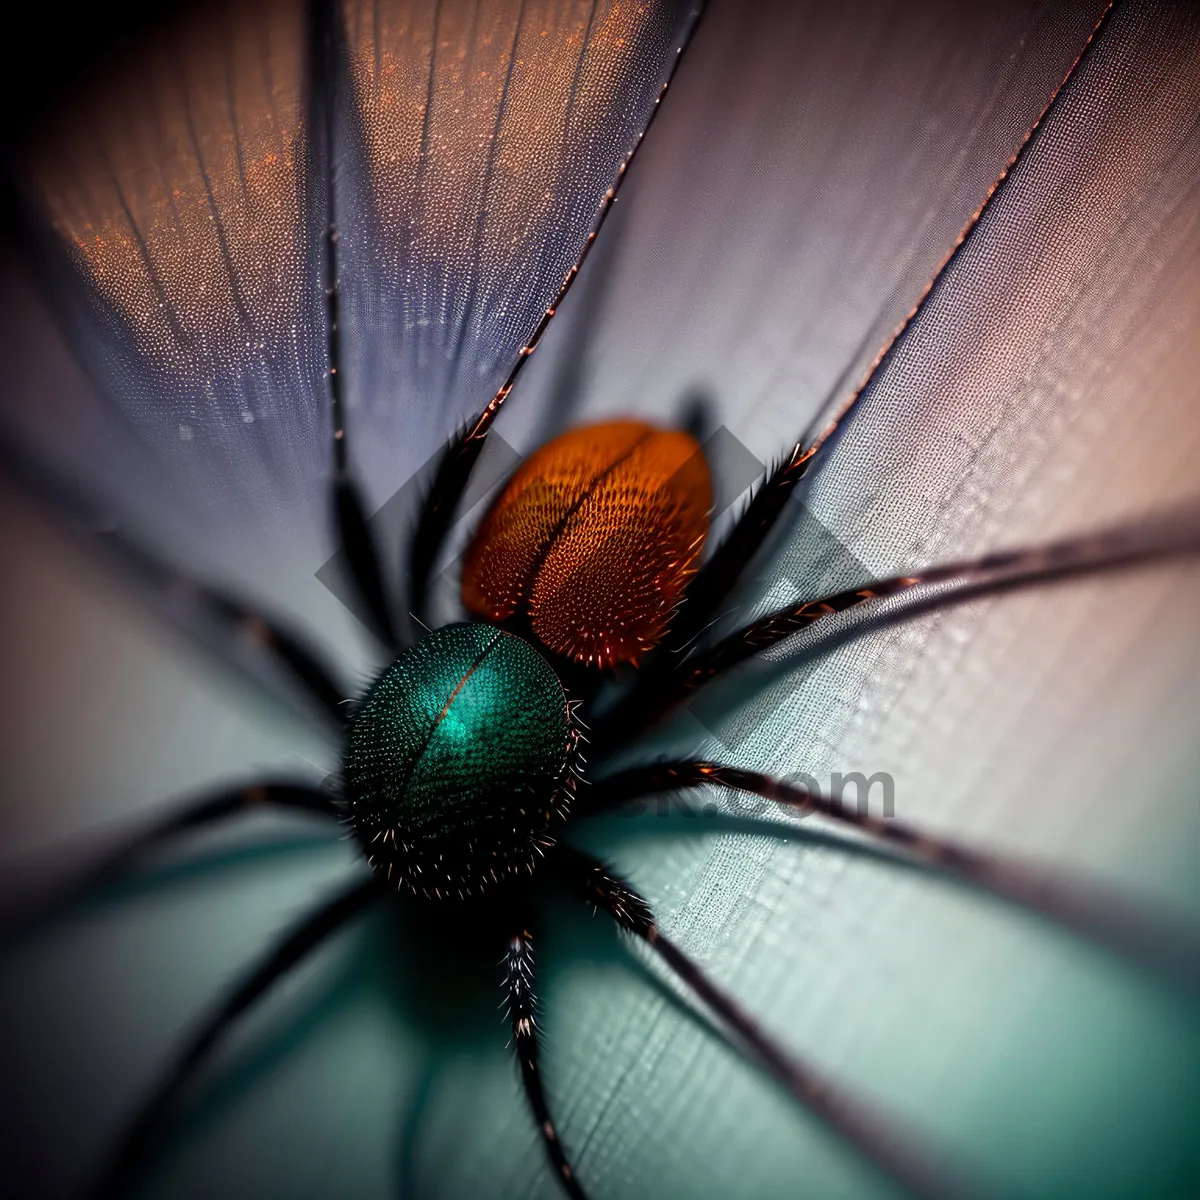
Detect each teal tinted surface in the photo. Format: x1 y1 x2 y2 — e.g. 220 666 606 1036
345 623 570 839
4 2 1200 1199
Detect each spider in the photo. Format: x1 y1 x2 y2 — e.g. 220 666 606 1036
4 0 1200 1197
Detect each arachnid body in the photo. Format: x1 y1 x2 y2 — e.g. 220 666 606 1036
2 1 1200 1198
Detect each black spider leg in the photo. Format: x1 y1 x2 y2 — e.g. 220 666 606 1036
506 929 588 1200
72 782 337 886
406 2 711 631
310 0 398 651
0 429 347 731
94 875 381 1198
627 2 1119 689
582 763 1200 995
2 782 339 940
528 189 630 451
558 846 978 1200
107 527 348 727
659 348 861 660
594 506 1200 748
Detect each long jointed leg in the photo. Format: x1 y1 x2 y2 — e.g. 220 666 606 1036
505 930 588 1200
408 410 496 631
558 846 978 1200
109 530 349 728
658 2 1117 662
406 3 711 630
331 455 399 652
82 782 338 897
214 600 348 726
0 428 348 729
595 507 1200 747
584 762 1200 994
2 782 341 943
94 876 380 1197
667 441 816 654
310 0 398 651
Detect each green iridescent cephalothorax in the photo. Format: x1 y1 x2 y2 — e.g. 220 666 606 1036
344 623 577 898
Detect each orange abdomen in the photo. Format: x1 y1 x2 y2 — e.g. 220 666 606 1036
462 420 711 668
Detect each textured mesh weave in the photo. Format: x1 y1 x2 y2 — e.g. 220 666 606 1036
4 2 1200 1199
6 0 697 604
517 5 1200 1199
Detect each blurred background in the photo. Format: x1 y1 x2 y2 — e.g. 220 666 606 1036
1 1 1198 1197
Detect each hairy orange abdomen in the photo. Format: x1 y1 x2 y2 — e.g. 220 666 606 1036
462 420 711 668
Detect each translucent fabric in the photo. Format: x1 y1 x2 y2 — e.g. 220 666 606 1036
2 1 1199 1199
2 0 696 626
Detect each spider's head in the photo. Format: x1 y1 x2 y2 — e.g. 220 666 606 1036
342 623 578 900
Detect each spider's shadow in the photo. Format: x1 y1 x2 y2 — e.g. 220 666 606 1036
13 755 1191 1197
4 800 934 1197
10 828 656 1195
